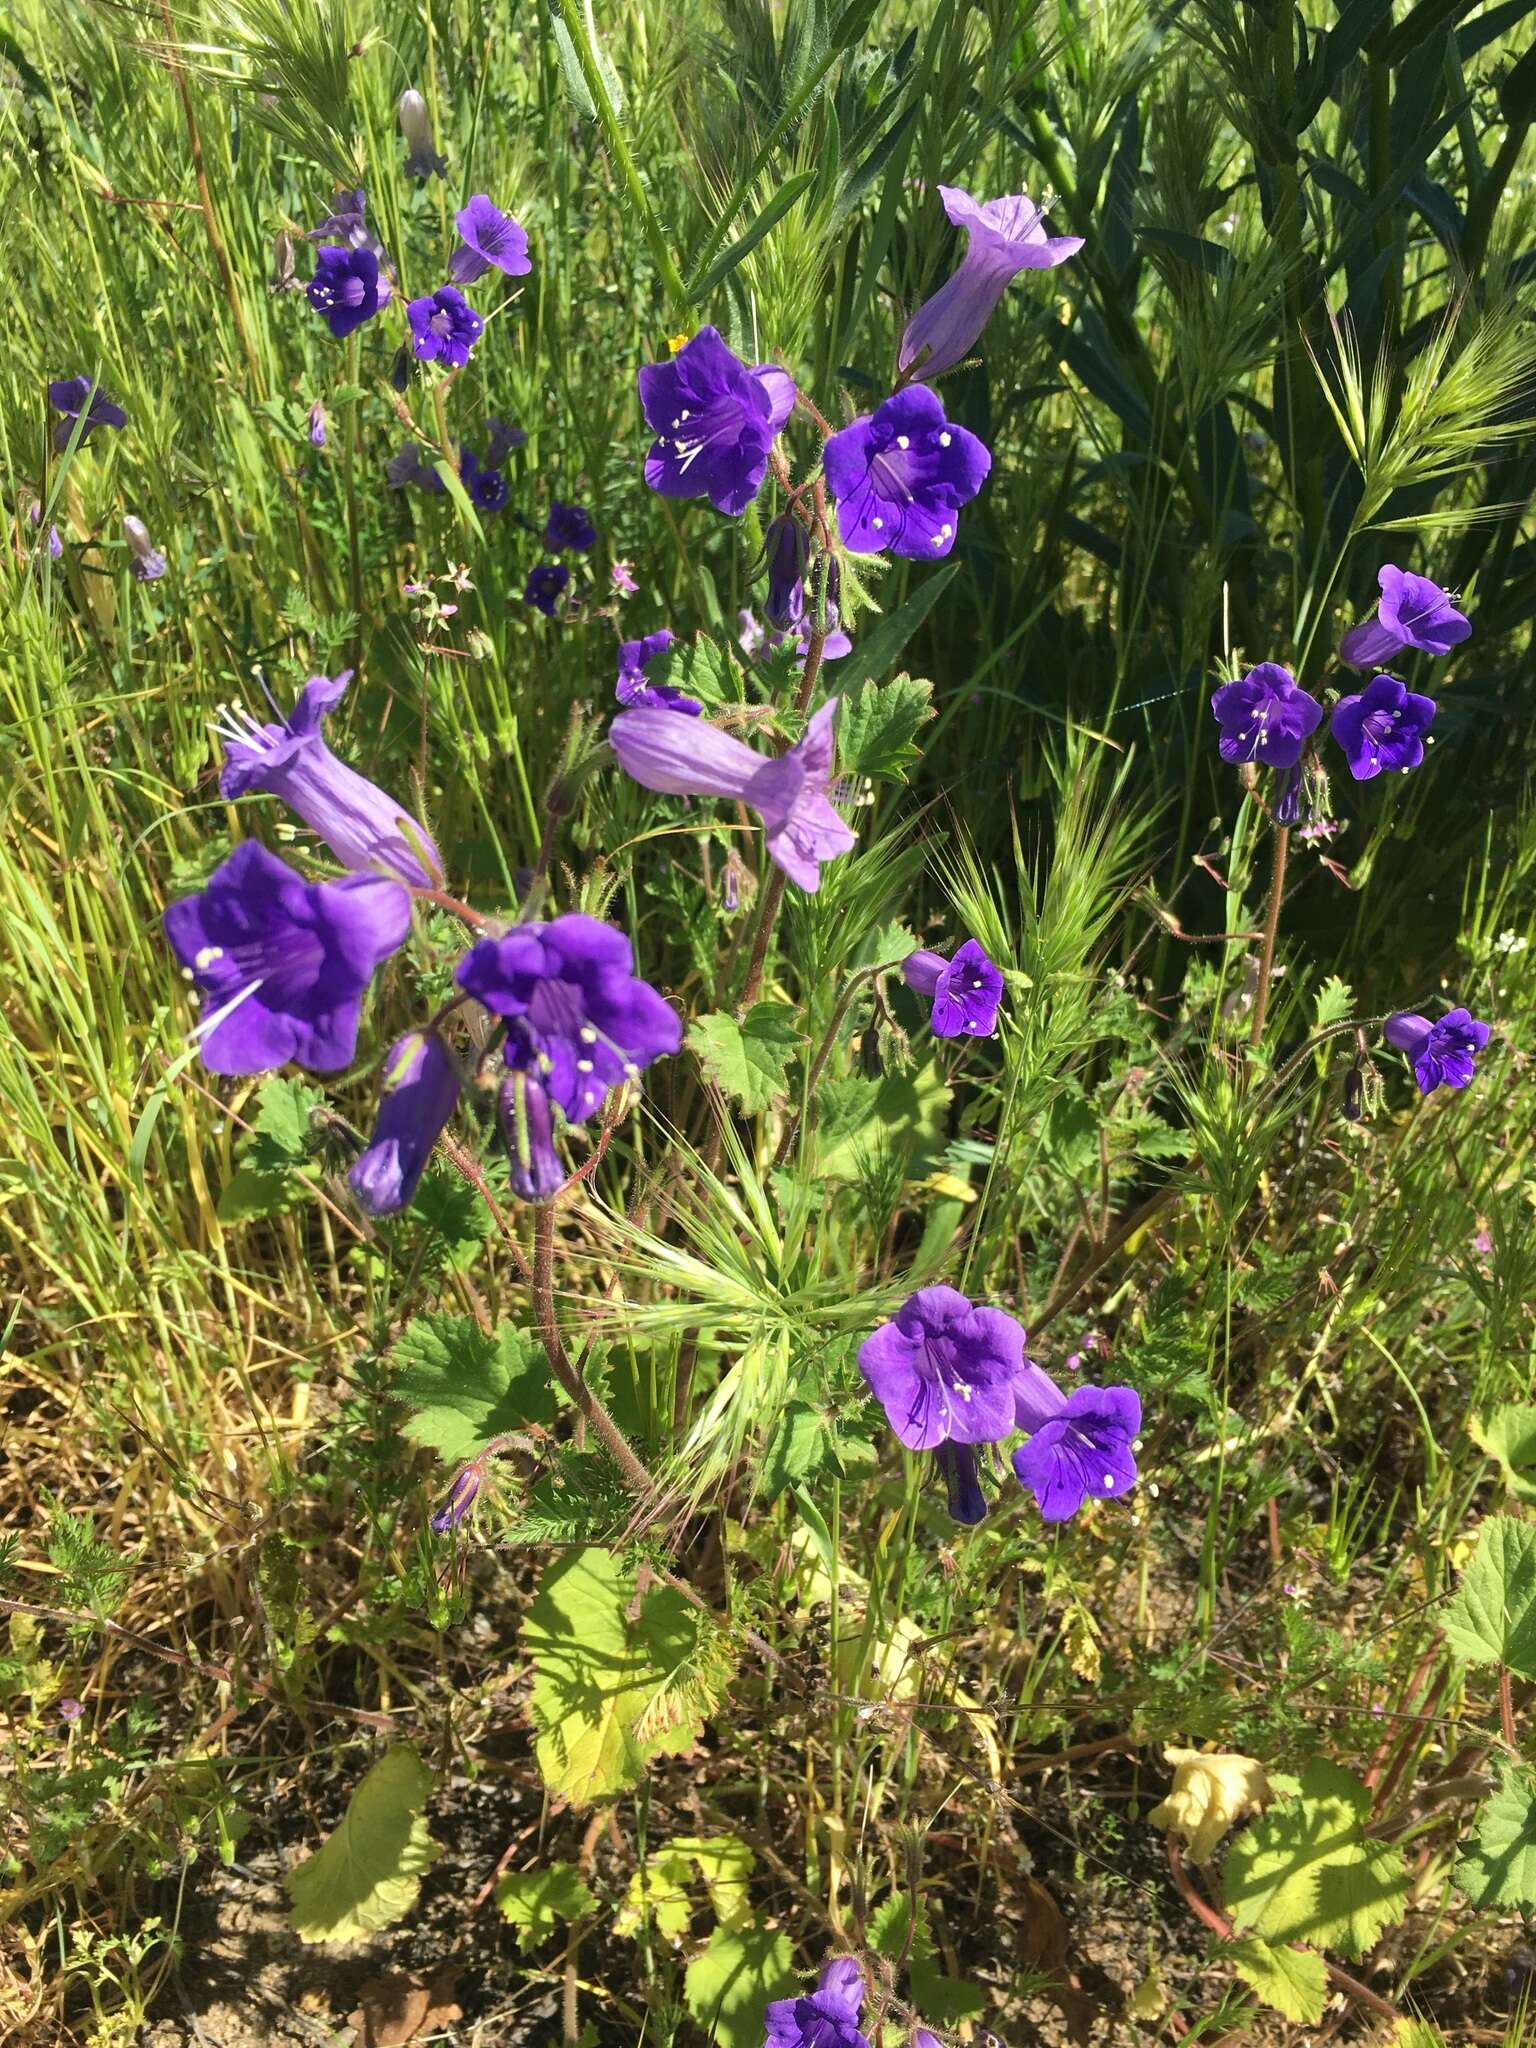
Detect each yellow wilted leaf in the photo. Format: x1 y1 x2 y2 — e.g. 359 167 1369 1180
1063 1603 1102 1683
1148 1747 1273 1864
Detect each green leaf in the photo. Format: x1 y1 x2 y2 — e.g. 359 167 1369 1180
835 566 958 693
909 1961 987 2024
495 1863 597 1948
651 633 732 707
1456 1764 1536 1910
524 1547 724 1808
679 1837 755 1931
391 1314 555 1463
614 1843 696 1941
868 1893 932 1960
684 1925 796 2047
1313 975 1353 1032
687 1004 804 1114
286 1746 440 1944
688 171 816 302
1468 1408 1536 1505
1226 1936 1328 2024
759 1400 836 1502
816 1059 950 1183
252 1074 325 1161
216 1163 303 1223
1441 1516 1536 1678
1221 1761 1410 1961
835 672 934 784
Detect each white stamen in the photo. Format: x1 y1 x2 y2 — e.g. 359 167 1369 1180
1103 1474 1116 1489
896 434 909 449
872 516 884 529
194 945 225 970
939 431 952 447
189 976 264 1042
577 1058 593 1072
579 1027 598 1043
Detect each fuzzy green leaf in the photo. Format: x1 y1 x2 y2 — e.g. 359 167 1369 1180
1456 1766 1536 1910
651 633 732 707
614 1843 696 1941
687 1005 804 1113
1221 1761 1410 1960
684 1925 797 2047
286 1746 440 1944
1313 976 1353 1032
216 1163 303 1223
391 1314 555 1463
759 1401 836 1501
524 1547 724 1808
835 672 935 783
1441 1516 1536 1678
1226 1936 1328 2023
495 1863 597 1948
1468 1408 1536 1505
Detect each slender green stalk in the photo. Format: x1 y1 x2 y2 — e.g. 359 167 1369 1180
1247 823 1290 1049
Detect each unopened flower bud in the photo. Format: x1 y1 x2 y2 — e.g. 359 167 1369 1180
398 89 447 179
122 514 167 582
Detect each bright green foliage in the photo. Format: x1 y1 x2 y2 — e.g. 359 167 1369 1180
1221 1762 1410 1961
1313 977 1354 1032
836 672 935 783
1468 1407 1536 1504
1441 1517 1536 1677
1456 1766 1536 1911
390 1314 555 1462
495 1863 597 1949
285 1746 440 1944
687 1005 805 1113
614 1835 754 1939
217 1074 325 1222
1225 1935 1328 2023
758 1399 838 1500
524 1547 730 1808
684 1925 797 2048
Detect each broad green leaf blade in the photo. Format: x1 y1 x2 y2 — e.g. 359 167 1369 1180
391 1314 555 1462
835 565 957 693
687 1005 804 1114
1456 1765 1536 1910
684 1925 796 2048
286 1746 440 1944
1221 1761 1410 1961
613 1844 696 1940
1441 1516 1536 1677
1226 1936 1328 2024
1467 1408 1536 1505
836 672 935 784
759 1400 836 1502
495 1863 597 1949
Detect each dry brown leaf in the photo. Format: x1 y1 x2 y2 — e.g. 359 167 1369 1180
347 1965 462 2048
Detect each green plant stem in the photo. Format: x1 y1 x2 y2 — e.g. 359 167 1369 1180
1248 824 1290 1049
531 1200 657 1500
554 0 688 315
736 623 830 1017
771 958 905 1170
1461 118 1531 275
1270 9 1326 554
344 336 363 676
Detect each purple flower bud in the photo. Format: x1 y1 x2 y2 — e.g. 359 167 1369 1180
349 1031 461 1216
499 1069 566 1202
398 89 447 179
430 1463 481 1533
899 185 1083 379
720 849 745 913
762 514 809 630
269 230 299 292
122 514 166 582
308 401 327 447
936 1441 987 1524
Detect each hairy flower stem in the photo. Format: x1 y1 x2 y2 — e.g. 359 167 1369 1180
772 959 905 1170
531 1202 656 1498
735 621 830 1018
410 886 498 930
1248 824 1290 1050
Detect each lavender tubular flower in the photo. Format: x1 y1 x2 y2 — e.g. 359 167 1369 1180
1011 1364 1141 1522
545 501 596 551
638 326 795 517
858 1286 1029 1450
615 629 700 715
902 938 1003 1038
1339 564 1470 671
899 184 1083 379
1383 1008 1491 1095
430 1462 481 1533
762 514 809 630
122 515 166 582
1329 675 1436 780
349 1030 461 1216
308 401 327 447
823 385 991 558
48 376 126 452
308 246 391 339
398 89 447 178
499 1069 566 1201
215 671 444 888
407 284 483 368
483 417 527 464
764 1959 871 2048
1209 663 1322 769
524 562 569 615
610 699 856 892
449 195 532 283
162 841 410 1075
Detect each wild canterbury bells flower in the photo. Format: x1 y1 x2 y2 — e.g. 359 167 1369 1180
216 671 443 888
936 1442 988 1524
387 441 446 494
858 1285 1030 1450
306 188 382 256
430 1463 481 1533
407 285 483 368
1383 1008 1491 1095
823 385 991 558
545 501 597 551
1330 674 1437 780
762 515 809 630
449 195 532 284
308 246 391 339
398 88 447 179
615 629 701 715
460 444 510 511
764 1959 871 2048
349 1030 461 1215
163 841 410 1075
48 376 127 451
902 938 1004 1038
1339 564 1470 671
1011 1363 1141 1522
524 562 569 616
308 401 327 448
610 699 856 892
455 915 681 1201
122 515 166 582
1209 663 1323 769
899 184 1083 379
637 326 795 517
